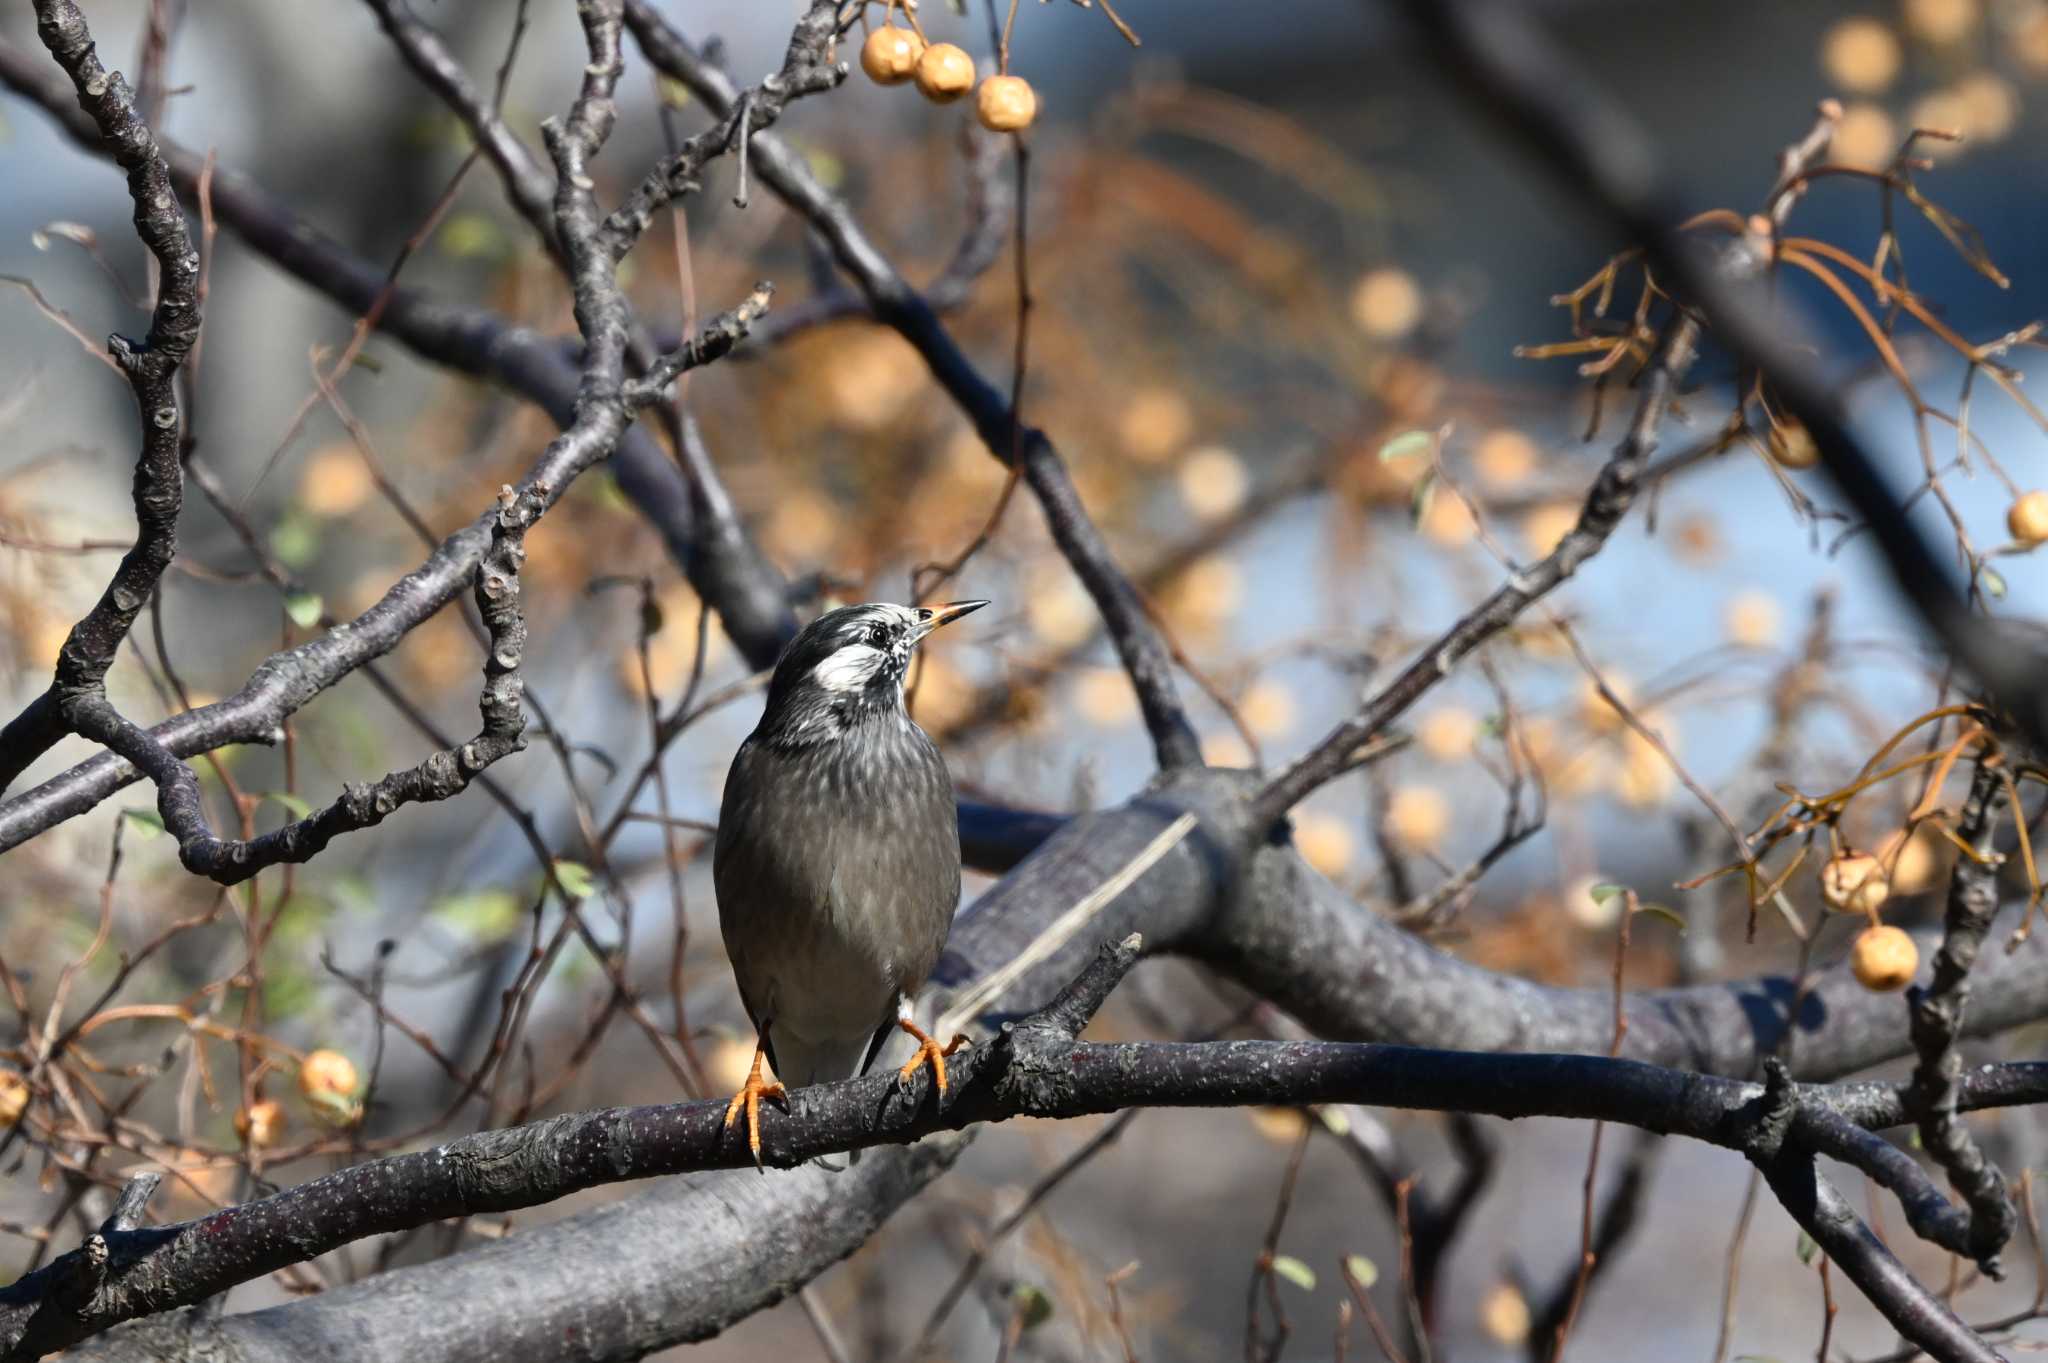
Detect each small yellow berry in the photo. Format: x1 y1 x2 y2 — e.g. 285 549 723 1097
1386 785 1450 850
709 1034 764 1092
1240 679 1296 739
1418 707 1478 762
1474 428 1539 487
1349 268 1423 339
1832 102 1899 172
1903 0 1977 47
1768 421 1819 470
1521 502 1580 558
234 1098 286 1148
2007 491 2048 546
915 43 976 103
1877 825 1948 895
1821 852 1890 914
1820 17 1902 93
0 1069 27 1127
1479 1281 1533 1346
1117 386 1192 464
1723 590 1781 649
860 26 924 85
976 74 1037 132
1177 446 1249 520
1851 925 1918 992
298 1048 360 1101
1292 812 1355 878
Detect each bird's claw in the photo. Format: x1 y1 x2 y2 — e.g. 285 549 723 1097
721 1043 786 1172
895 1018 969 1100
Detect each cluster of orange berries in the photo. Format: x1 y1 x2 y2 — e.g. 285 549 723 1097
233 1048 363 1148
1819 850 1920 992
1769 424 2048 551
859 23 1037 132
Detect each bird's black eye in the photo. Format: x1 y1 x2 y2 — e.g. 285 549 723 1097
866 622 889 647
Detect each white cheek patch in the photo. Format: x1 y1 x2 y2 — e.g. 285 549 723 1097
812 644 886 693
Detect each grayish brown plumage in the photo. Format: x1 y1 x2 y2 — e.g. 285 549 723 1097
714 600 985 1164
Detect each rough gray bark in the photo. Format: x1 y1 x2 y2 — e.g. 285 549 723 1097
44 769 2048 1362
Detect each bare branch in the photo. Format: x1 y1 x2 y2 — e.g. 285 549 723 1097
1908 759 2018 1270
0 0 203 791
622 0 1204 772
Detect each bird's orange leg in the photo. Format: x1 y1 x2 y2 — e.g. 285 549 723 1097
721 1040 786 1169
895 1018 969 1098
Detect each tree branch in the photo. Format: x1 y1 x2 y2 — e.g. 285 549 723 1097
1908 759 2017 1270
1253 100 1837 824
621 0 1203 772
17 940 2046 1360
0 0 203 791
1391 0 2048 751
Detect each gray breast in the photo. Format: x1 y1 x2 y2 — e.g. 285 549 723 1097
714 715 960 1059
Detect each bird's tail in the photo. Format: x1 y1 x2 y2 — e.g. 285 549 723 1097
773 1031 885 1171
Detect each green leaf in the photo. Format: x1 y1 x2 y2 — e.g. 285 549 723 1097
262 791 313 820
269 892 331 947
1317 1106 1350 1137
1377 429 1434 464
438 212 508 261
283 590 323 630
121 807 165 840
1630 902 1688 934
1587 882 1626 906
1344 1254 1379 1289
270 510 319 569
655 74 691 109
1795 1230 1818 1266
552 860 597 902
1011 1283 1053 1330
430 889 524 944
1409 473 1438 528
1982 566 2007 599
305 1086 364 1128
1270 1254 1317 1292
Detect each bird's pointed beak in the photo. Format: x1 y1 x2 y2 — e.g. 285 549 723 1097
912 599 988 643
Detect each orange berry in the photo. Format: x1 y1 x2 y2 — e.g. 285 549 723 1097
0 1069 26 1127
298 1048 360 1101
2007 490 2048 546
860 26 924 85
1851 925 1918 992
1386 785 1450 850
915 43 975 103
976 74 1037 132
234 1098 286 1148
1769 422 1819 470
1820 17 1902 94
1877 825 1948 895
1820 852 1889 914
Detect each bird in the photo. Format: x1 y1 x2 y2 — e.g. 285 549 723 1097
714 599 987 1167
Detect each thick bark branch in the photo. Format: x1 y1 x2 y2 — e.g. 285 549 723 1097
17 932 2047 1360
34 769 2048 1361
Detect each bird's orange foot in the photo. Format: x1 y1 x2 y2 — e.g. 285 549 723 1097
895 1018 970 1100
721 1043 786 1171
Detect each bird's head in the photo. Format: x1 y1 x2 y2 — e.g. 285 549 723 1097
755 600 988 746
